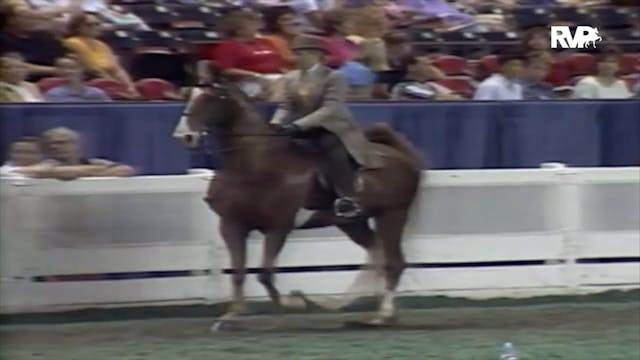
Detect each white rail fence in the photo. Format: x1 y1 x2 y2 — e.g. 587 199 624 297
0 166 638 313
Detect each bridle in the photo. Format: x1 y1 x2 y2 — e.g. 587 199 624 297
181 83 288 154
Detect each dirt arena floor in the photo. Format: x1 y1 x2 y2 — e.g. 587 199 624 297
1 293 639 360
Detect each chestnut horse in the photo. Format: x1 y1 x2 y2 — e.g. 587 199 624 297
180 81 424 328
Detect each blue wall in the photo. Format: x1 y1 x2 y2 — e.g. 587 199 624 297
1 100 638 175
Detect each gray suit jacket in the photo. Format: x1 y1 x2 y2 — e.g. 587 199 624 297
270 65 381 168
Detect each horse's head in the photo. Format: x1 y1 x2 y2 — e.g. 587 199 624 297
174 62 253 147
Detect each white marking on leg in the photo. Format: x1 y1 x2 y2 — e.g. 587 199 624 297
293 208 316 227
379 289 396 318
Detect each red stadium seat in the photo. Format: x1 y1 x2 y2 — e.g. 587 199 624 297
478 55 499 78
135 78 179 100
567 53 596 77
433 55 470 77
88 78 132 100
619 53 640 75
436 78 476 98
36 77 66 93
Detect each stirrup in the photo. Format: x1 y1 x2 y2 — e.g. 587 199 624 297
334 197 362 218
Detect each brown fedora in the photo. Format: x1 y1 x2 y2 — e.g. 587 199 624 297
290 35 328 53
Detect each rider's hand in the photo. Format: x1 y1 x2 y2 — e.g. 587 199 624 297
275 123 302 136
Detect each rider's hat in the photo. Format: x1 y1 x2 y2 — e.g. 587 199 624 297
290 36 328 54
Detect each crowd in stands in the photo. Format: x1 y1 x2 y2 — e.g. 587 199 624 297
0 127 134 179
1 0 639 103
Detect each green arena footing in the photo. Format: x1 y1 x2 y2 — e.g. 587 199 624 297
1 289 638 326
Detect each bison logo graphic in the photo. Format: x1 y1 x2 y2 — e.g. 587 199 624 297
550 26 603 49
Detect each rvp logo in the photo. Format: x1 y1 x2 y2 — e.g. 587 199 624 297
550 26 602 49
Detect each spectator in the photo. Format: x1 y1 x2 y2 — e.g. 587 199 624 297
256 0 330 32
261 6 301 71
24 127 134 180
62 12 138 97
0 53 45 102
391 54 460 100
338 38 390 100
474 52 524 100
80 0 149 31
0 3 68 79
8 0 79 32
573 51 634 99
44 56 111 102
321 9 358 68
521 27 570 87
211 10 285 99
521 55 558 100
0 137 43 178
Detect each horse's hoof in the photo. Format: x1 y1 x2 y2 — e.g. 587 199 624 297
210 318 243 332
281 290 308 311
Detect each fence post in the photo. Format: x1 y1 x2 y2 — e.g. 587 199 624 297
549 164 583 294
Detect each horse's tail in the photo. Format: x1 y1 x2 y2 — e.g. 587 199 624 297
364 122 426 170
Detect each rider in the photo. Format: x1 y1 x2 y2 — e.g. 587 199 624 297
270 35 380 218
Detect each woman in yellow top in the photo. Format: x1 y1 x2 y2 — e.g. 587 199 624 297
62 13 138 96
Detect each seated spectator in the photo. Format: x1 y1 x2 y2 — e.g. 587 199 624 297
573 51 634 99
256 0 329 32
391 54 460 100
211 10 286 100
0 136 43 178
321 9 358 68
7 0 79 32
261 6 301 71
22 127 134 180
339 38 390 100
0 53 44 102
62 12 138 97
375 31 415 96
521 27 570 87
44 56 111 102
80 0 149 31
521 55 558 100
474 52 524 101
0 3 68 79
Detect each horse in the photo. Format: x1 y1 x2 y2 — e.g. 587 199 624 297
179 79 425 329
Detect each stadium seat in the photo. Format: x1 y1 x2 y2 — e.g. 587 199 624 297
169 5 218 29
591 7 635 29
436 78 475 98
174 29 221 44
130 5 175 28
135 78 180 100
130 52 188 86
478 55 499 78
433 55 470 77
551 7 594 26
36 77 66 93
566 53 596 77
100 30 138 50
134 30 178 48
511 7 552 29
88 78 132 100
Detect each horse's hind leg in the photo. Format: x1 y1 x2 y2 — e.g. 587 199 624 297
338 220 385 296
371 208 409 325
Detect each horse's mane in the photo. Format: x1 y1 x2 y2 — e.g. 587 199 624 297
364 123 426 170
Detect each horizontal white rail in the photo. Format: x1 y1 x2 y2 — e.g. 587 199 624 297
0 167 638 313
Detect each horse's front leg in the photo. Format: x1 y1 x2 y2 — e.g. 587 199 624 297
257 230 288 308
219 219 250 318
258 229 307 311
